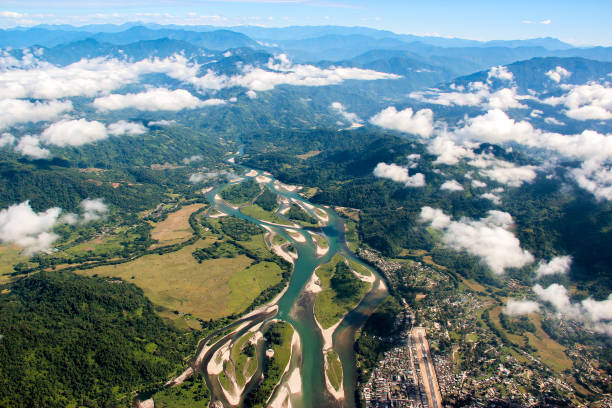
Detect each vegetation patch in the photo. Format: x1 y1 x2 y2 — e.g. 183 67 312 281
241 204 293 225
220 179 261 206
77 240 255 319
244 321 294 408
314 254 369 329
326 350 343 391
150 204 205 248
254 187 279 212
153 373 210 408
0 272 195 408
349 258 371 277
287 204 318 226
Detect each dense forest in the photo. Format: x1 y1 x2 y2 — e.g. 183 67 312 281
0 272 197 408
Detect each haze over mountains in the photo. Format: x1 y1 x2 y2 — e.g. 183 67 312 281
1 19 612 407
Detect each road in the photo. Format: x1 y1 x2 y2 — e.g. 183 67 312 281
412 327 442 408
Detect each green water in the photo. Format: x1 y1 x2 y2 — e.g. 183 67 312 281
201 171 388 408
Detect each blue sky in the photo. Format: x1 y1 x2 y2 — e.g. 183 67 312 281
1 0 610 46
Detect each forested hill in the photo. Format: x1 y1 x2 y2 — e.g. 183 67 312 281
0 272 197 408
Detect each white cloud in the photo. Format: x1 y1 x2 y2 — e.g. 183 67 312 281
93 88 225 111
0 201 61 255
80 198 108 223
419 206 451 229
544 117 565 126
246 90 257 99
0 133 15 147
40 119 108 147
410 82 527 111
370 107 434 138
107 120 147 136
0 99 72 130
480 192 502 205
331 102 361 124
373 162 426 187
544 83 612 121
503 299 541 316
545 66 571 83
536 255 572 278
471 179 487 188
189 173 206 184
479 163 538 187
440 179 464 191
488 66 514 82
455 109 539 145
183 155 203 164
427 134 474 165
15 135 50 159
148 119 176 126
421 207 534 274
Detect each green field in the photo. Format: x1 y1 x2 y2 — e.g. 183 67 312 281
0 246 28 284
228 332 258 387
314 254 369 329
348 258 371 277
154 374 210 408
220 180 261 206
326 350 343 391
76 238 279 320
311 233 329 249
241 204 293 225
245 321 294 407
345 219 359 252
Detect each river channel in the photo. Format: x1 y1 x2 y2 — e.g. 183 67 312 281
196 165 388 408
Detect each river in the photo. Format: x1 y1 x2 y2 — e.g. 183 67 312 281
195 166 388 408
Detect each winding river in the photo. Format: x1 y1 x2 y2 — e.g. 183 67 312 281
192 166 388 408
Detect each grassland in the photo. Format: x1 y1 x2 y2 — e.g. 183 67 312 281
226 261 284 313
241 204 293 226
312 233 329 249
0 246 28 284
149 204 204 248
348 258 371 277
228 332 258 387
314 254 369 329
245 321 294 407
77 239 262 319
525 314 573 373
345 219 359 252
326 350 343 391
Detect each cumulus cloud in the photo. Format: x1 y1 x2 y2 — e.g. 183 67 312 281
420 207 534 274
107 120 147 136
532 283 612 335
189 173 206 184
479 163 538 187
0 133 16 147
80 198 108 223
0 198 110 254
40 119 108 147
148 119 176 126
544 83 612 120
536 255 572 278
480 192 502 205
472 179 487 188
488 66 514 82
503 299 541 316
246 90 257 99
427 134 474 165
370 107 434 137
455 109 539 145
93 88 225 111
331 102 361 124
15 135 51 159
183 155 203 164
440 179 464 191
419 206 451 229
0 99 72 130
410 81 527 111
546 66 571 83
373 162 425 187
0 201 61 255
